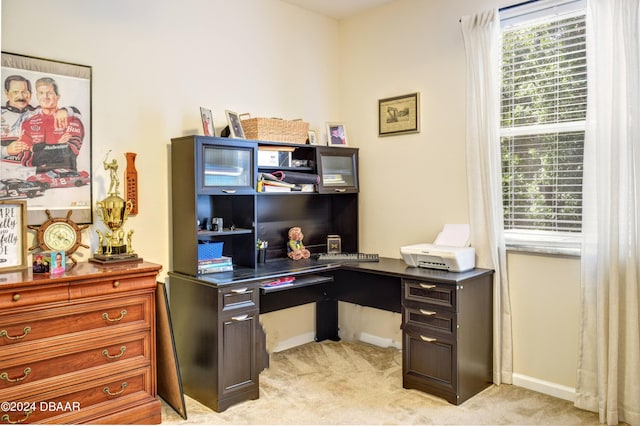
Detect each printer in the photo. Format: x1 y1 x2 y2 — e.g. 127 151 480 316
400 224 476 272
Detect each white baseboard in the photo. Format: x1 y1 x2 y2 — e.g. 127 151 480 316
271 332 316 353
358 332 402 349
512 373 576 402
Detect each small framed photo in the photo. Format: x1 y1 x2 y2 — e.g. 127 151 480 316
200 107 214 136
326 123 348 146
378 92 420 136
225 110 245 139
0 200 27 272
307 130 317 145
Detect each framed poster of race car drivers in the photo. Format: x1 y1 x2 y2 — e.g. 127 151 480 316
1 52 92 225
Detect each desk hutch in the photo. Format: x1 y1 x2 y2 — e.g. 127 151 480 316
169 136 493 412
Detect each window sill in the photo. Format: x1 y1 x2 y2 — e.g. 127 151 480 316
504 231 582 257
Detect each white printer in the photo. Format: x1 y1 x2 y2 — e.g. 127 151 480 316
400 224 476 272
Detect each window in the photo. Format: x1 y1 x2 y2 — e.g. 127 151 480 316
500 0 586 255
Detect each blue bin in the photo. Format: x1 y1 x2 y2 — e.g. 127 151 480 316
198 242 224 260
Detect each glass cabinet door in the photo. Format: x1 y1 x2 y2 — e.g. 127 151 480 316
316 147 359 194
197 138 256 193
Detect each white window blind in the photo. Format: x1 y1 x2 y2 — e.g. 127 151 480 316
500 1 586 253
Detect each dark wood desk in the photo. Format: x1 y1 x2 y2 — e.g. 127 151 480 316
168 257 493 411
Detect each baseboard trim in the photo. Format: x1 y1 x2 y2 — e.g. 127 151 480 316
358 332 402 349
271 332 316 353
512 373 576 402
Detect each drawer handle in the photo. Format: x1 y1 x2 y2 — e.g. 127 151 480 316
231 314 249 321
112 280 121 288
0 327 31 341
103 381 128 397
1 410 32 424
102 310 127 322
12 294 20 302
0 368 32 383
231 288 249 294
420 335 437 343
334 188 347 193
419 283 437 289
102 346 127 360
419 309 437 316
222 189 237 194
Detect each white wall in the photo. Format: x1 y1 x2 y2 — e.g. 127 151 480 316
2 0 583 401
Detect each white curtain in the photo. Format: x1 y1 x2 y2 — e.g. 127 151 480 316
576 0 640 424
460 10 513 385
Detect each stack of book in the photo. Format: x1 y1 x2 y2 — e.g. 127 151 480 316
198 255 233 274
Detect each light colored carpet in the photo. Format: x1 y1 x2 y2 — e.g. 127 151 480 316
160 340 602 425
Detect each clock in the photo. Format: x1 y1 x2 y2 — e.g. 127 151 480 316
28 209 90 264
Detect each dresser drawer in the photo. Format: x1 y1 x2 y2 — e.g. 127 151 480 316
220 284 258 312
69 274 156 300
403 279 456 310
0 332 149 392
403 304 456 338
0 366 153 424
0 283 68 310
0 294 152 349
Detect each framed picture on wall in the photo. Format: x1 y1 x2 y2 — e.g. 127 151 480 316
225 110 245 139
1 52 93 225
378 92 420 136
326 123 348 146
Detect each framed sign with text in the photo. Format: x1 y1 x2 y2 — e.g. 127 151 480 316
0 200 27 271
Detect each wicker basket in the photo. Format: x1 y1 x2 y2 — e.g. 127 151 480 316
240 114 309 144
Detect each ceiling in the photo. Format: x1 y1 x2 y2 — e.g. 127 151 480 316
280 0 394 20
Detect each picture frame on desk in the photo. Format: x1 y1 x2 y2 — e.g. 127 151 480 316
307 129 318 145
326 123 348 146
378 92 420 136
225 110 245 139
1 51 93 225
200 107 214 136
0 200 27 272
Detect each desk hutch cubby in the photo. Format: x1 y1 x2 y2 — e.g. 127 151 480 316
168 135 493 413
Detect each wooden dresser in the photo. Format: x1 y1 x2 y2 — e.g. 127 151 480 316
0 261 162 424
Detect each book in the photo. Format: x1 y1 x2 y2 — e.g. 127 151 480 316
263 185 291 193
199 264 234 274
198 256 232 265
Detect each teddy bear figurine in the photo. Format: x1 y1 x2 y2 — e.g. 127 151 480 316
287 226 311 260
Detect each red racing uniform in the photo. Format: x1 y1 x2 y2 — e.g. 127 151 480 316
20 112 84 173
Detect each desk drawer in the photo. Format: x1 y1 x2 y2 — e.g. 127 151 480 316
0 294 152 349
403 304 456 338
403 279 456 310
0 283 68 310
220 285 258 312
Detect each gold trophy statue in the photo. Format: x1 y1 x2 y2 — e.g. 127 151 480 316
90 151 141 264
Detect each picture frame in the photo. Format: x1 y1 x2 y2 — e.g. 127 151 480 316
378 92 420 136
200 107 214 137
225 110 245 139
1 52 93 226
326 123 348 146
0 200 27 272
307 130 317 145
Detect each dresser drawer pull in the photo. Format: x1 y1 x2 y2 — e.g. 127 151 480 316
419 309 437 316
101 310 127 322
103 381 128 397
0 368 32 383
419 283 437 289
231 314 249 321
0 327 31 341
112 280 121 288
1 410 32 424
231 288 249 294
101 346 127 360
420 335 437 343
11 294 20 302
